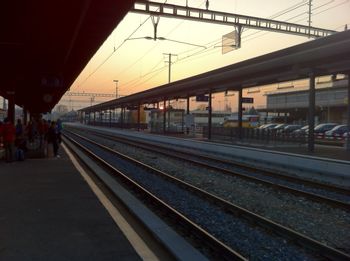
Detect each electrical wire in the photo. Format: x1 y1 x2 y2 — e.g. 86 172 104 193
116 0 207 93
74 0 169 90
122 59 166 88
175 0 348 64
178 0 311 61
76 0 349 94
114 0 323 89
76 0 311 93
128 66 168 92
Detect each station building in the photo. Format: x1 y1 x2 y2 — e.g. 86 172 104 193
264 77 349 125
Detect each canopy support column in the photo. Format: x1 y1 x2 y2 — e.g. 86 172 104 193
346 73 350 151
308 73 316 152
208 91 212 140
137 103 141 131
238 88 243 140
163 98 166 134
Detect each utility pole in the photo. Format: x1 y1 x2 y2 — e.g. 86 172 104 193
163 53 177 134
163 53 177 83
168 53 171 83
113 80 119 98
90 96 95 107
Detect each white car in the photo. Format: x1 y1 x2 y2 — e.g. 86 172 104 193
325 125 349 140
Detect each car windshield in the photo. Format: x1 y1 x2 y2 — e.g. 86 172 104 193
315 124 336 131
287 125 301 129
331 125 346 131
260 124 276 129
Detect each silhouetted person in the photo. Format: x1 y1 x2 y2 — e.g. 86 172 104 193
56 118 62 144
47 121 59 158
15 119 26 160
3 117 16 162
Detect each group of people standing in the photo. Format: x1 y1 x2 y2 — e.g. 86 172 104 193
0 117 62 162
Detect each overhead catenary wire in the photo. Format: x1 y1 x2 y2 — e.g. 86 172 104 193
74 0 169 90
175 0 349 65
114 0 346 93
130 65 169 90
114 0 207 93
177 0 312 62
122 59 166 89
75 0 349 95
76 0 317 92
83 1 208 95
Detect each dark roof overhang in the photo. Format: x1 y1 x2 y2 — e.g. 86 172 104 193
0 0 135 113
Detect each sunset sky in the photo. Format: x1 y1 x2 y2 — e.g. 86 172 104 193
61 0 350 111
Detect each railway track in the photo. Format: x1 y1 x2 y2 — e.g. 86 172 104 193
63 129 350 260
67 127 350 210
64 126 350 253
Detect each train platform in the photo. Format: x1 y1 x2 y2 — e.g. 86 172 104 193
171 131 350 162
217 139 350 162
0 146 144 261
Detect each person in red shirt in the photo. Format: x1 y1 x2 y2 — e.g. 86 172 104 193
3 117 16 162
0 120 4 149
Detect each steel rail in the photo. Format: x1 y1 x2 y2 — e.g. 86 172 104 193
63 129 350 260
72 127 350 210
62 132 246 261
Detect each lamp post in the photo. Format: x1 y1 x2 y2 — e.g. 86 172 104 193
113 80 119 99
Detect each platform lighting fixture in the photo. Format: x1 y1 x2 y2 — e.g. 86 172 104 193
277 82 294 90
224 90 235 96
247 88 261 94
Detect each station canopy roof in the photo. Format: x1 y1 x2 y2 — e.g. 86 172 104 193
81 29 350 113
0 0 135 113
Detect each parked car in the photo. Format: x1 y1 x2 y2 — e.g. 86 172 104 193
258 123 278 129
273 123 287 131
279 124 302 135
292 125 308 137
343 132 350 139
325 125 350 140
313 123 338 139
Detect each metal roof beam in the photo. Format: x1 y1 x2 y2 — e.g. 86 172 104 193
131 0 336 38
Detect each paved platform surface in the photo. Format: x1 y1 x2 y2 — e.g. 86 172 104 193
261 144 350 161
184 134 350 161
0 148 141 261
219 141 350 162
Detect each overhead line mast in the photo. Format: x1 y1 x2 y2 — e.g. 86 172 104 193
308 0 313 38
